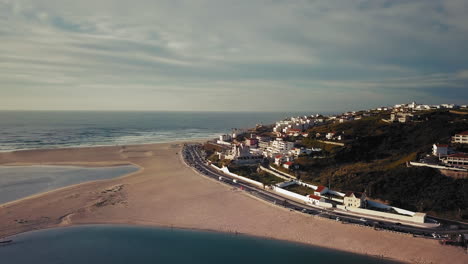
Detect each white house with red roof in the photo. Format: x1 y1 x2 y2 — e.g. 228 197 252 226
286 129 302 136
432 144 448 157
313 185 328 196
283 161 294 169
308 194 323 205
274 155 284 166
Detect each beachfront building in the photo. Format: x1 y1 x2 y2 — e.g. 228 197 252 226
220 144 263 164
217 134 233 146
308 194 323 206
344 192 366 208
442 153 468 168
432 144 448 157
452 131 468 144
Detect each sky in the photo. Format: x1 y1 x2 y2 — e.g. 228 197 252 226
1 0 467 112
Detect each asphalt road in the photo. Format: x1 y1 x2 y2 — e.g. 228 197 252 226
182 144 468 240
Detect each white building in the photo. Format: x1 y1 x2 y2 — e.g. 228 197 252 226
274 155 284 166
344 192 366 208
432 144 448 157
271 138 295 153
442 153 468 168
283 161 294 169
219 134 232 142
308 194 323 206
390 112 413 123
452 131 468 144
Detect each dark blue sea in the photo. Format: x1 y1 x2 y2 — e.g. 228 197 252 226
0 225 399 264
0 111 314 152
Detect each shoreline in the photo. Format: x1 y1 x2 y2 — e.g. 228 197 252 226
3 223 399 263
0 142 466 264
0 137 213 154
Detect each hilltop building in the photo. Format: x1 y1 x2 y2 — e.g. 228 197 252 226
390 112 413 123
452 131 468 144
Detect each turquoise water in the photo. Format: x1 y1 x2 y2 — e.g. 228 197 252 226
0 165 138 204
0 225 398 264
0 111 321 151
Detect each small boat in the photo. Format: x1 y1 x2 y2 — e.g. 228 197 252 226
0 239 13 244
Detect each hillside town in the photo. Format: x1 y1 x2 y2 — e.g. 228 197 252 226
198 102 468 227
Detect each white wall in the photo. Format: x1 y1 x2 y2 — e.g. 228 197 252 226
210 165 264 188
367 200 415 216
337 205 425 223
272 186 310 203
409 161 467 172
295 180 318 190
327 190 345 197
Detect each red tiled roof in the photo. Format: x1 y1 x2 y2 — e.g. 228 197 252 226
456 131 468 135
345 191 363 198
435 144 448 147
284 162 294 166
315 186 327 192
289 129 301 132
447 153 468 158
309 194 321 201
275 155 283 159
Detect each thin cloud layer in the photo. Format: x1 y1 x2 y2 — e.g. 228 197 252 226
1 0 467 112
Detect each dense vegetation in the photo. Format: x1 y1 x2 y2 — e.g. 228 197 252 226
298 110 468 220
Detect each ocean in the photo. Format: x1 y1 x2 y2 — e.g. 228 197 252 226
0 111 313 152
0 225 399 264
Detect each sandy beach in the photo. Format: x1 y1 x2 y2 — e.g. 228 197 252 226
0 142 466 264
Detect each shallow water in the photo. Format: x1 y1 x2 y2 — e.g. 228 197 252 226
0 165 138 204
0 225 399 264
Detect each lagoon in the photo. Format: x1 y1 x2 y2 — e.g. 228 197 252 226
0 165 138 204
0 225 399 264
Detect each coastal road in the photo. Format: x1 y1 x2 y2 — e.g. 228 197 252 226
182 144 468 240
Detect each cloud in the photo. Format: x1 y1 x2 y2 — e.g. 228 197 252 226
0 0 467 111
